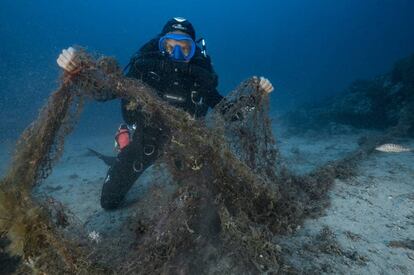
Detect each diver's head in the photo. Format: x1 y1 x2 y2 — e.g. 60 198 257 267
159 17 196 63
161 17 196 40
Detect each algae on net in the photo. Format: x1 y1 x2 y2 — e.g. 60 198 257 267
0 51 400 274
0 51 283 274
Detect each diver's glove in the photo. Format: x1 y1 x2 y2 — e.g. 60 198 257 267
220 76 274 121
56 47 79 73
254 76 274 94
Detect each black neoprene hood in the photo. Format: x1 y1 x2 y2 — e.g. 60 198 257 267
161 17 196 40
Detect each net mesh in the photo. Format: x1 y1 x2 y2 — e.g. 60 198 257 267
0 51 404 274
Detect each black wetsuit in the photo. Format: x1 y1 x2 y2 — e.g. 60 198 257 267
100 37 223 210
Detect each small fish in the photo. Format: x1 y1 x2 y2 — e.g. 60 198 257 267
375 143 412 153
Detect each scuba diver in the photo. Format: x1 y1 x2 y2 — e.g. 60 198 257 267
57 17 274 210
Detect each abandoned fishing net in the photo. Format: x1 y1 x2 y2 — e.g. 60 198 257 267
0 51 401 274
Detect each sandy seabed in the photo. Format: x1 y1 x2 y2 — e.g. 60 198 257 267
0 122 413 274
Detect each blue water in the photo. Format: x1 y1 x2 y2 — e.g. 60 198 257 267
1 0 414 137
1 2 414 273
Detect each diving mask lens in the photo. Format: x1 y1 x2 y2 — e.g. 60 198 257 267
159 34 196 61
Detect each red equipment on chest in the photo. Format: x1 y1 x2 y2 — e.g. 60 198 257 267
115 124 131 151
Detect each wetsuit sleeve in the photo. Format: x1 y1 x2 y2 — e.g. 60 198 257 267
125 56 141 79
121 60 142 124
120 40 158 124
194 54 225 109
125 38 159 79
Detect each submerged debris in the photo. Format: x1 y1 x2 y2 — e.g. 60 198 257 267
0 50 404 274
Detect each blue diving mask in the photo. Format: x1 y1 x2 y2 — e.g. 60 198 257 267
159 33 196 62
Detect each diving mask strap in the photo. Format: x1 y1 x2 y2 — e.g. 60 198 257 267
196 38 207 58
